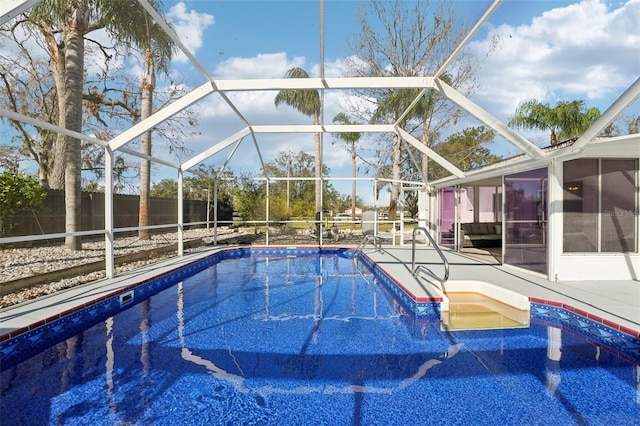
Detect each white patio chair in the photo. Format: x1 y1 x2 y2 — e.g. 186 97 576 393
357 210 392 252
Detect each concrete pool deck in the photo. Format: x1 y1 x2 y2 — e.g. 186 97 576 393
1 244 639 340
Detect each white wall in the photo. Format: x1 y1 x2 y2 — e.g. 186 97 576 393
555 254 640 281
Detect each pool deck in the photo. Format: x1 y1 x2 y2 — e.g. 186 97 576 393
1 244 639 340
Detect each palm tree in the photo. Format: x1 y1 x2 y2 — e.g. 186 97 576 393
332 113 361 224
28 0 172 249
410 73 454 183
274 67 322 215
29 0 97 250
112 1 175 240
371 84 457 217
509 99 601 145
370 89 414 220
26 1 143 249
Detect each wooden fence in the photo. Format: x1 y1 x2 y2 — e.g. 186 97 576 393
6 189 233 241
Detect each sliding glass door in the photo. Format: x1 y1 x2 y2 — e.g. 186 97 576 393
504 168 548 275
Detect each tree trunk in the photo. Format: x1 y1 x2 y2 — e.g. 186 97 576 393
62 3 88 250
421 126 430 184
351 143 357 226
314 114 322 215
49 134 66 190
37 145 50 189
550 128 558 145
46 26 67 191
138 48 155 240
389 132 401 221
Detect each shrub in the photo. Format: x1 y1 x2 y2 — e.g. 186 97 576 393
0 171 47 236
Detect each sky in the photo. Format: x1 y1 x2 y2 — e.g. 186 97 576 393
1 0 639 204
159 0 640 197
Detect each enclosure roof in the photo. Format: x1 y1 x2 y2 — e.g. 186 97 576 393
1 0 639 188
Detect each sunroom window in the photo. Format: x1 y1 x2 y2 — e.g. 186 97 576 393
563 159 638 253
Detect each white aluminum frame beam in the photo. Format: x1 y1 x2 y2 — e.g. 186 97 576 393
403 139 426 183
0 0 41 24
249 124 393 133
434 0 502 79
108 82 215 151
571 77 640 152
138 2 254 134
0 108 108 147
212 76 434 91
435 80 546 159
395 88 430 126
137 0 212 82
120 147 180 169
1 108 181 169
396 127 465 178
432 157 550 188
217 138 244 177
181 128 252 171
104 148 114 278
249 133 267 173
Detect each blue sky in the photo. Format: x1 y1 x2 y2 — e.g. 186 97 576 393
1 0 639 203
156 1 639 189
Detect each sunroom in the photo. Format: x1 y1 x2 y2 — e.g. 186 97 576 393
429 132 639 281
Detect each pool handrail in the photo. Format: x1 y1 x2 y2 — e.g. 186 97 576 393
411 226 449 283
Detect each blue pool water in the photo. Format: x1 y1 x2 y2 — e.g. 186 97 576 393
1 249 639 425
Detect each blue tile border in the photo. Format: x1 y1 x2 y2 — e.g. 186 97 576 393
356 252 441 319
531 303 640 363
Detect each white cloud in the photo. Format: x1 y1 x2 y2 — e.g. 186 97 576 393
0 0 26 16
469 0 639 121
174 53 365 177
199 53 357 125
214 52 306 79
167 2 215 64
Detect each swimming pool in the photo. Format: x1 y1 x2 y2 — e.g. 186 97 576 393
1 248 639 425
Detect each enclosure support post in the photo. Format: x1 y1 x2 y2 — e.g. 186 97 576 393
266 179 270 246
104 148 115 278
178 170 184 256
213 178 218 245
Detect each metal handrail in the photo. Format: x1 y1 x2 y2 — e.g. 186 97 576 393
355 233 382 253
411 226 449 283
351 253 373 286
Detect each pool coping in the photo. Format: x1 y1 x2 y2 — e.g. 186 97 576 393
1 245 639 344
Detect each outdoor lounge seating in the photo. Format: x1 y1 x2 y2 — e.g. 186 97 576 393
357 210 392 251
460 222 502 248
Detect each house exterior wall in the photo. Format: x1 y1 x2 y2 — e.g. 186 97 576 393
554 254 639 281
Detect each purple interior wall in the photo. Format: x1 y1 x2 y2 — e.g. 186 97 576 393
439 189 455 246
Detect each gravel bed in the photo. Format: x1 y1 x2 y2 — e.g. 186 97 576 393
0 229 220 309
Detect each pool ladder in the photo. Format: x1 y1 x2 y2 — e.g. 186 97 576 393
411 226 449 283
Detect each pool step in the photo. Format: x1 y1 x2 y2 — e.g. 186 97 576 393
441 292 530 331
